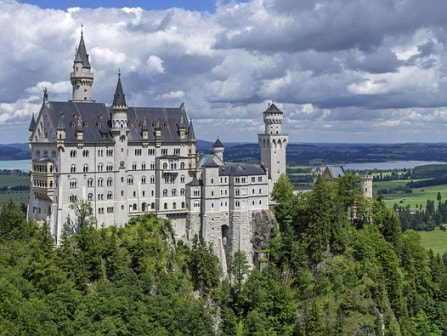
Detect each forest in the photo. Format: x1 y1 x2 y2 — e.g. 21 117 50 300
0 174 447 335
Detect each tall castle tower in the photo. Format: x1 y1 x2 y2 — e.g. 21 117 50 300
361 173 373 199
258 103 288 186
110 72 129 226
70 29 94 102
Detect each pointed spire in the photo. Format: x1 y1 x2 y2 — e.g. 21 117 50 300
188 120 196 140
57 113 65 130
28 114 36 132
74 27 91 69
112 71 127 108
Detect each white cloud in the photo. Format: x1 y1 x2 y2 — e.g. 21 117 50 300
146 55 165 74
1 0 447 143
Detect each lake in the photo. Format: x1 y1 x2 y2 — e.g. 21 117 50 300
0 159 446 173
343 160 447 171
0 160 31 172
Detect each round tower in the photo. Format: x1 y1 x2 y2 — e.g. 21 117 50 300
70 29 94 102
361 173 373 199
257 102 288 186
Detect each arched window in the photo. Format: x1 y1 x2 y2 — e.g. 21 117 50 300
107 192 113 200
82 150 89 157
142 202 147 212
107 177 113 186
163 162 168 170
181 202 185 208
180 162 185 169
151 202 155 209
70 150 77 158
83 164 89 173
141 176 146 184
173 202 177 209
133 204 137 211
98 178 103 187
88 193 93 201
97 163 103 172
70 165 76 173
70 179 77 189
164 203 168 210
163 189 168 197
180 188 185 196
172 189 177 196
127 176 134 185
150 176 155 183
181 175 185 183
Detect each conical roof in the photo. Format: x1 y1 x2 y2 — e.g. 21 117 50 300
188 120 196 140
263 102 283 114
212 138 224 148
74 31 91 69
112 73 127 108
28 114 36 132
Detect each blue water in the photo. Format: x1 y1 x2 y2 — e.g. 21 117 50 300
0 160 31 172
0 159 445 173
343 161 447 171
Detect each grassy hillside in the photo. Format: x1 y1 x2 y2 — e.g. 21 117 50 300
419 228 447 255
382 184 447 209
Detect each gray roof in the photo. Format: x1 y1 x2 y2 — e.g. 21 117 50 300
29 114 36 131
198 154 221 168
188 120 196 140
219 164 266 176
39 101 194 144
74 33 91 69
263 102 283 114
158 155 187 159
186 177 202 186
212 138 224 148
112 74 126 107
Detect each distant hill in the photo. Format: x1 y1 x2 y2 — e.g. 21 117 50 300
0 143 30 160
4 141 447 165
224 142 447 166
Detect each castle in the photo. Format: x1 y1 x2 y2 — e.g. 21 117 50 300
27 31 288 274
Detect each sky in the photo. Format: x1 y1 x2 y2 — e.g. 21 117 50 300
1 0 447 144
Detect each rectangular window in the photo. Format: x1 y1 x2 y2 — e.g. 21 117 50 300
135 149 142 156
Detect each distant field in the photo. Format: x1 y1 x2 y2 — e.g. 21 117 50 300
0 191 29 205
0 175 30 187
0 174 30 205
382 184 447 209
418 228 447 256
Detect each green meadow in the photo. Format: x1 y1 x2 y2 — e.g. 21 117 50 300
418 228 447 256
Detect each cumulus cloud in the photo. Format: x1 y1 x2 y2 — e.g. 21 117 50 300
1 0 447 143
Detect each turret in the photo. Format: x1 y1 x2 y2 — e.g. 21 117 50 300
188 120 196 141
28 114 36 141
212 138 224 161
110 71 128 137
258 102 288 186
70 28 94 102
361 173 373 199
